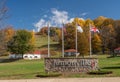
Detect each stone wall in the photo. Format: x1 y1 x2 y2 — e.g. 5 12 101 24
45 58 98 73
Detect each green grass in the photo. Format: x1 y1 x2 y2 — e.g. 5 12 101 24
35 35 62 57
98 55 120 77
1 35 120 79
1 55 120 79
35 35 59 50
0 59 44 79
59 55 120 78
35 35 48 48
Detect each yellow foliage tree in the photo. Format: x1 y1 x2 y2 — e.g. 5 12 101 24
92 34 102 53
4 27 15 43
73 17 85 27
30 30 35 46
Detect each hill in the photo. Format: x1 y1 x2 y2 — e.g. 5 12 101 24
35 35 61 57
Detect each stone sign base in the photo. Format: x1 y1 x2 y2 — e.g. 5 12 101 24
45 58 98 73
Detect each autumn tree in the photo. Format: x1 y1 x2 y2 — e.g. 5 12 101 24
0 29 5 55
114 20 120 47
92 34 102 53
38 26 60 42
4 26 15 43
59 20 89 56
63 23 76 49
93 16 106 29
55 27 61 42
0 0 8 27
83 19 95 55
84 19 94 38
7 30 35 57
50 27 60 42
29 30 35 47
72 17 85 27
73 18 89 56
37 27 48 35
100 18 116 54
77 32 89 56
0 0 9 55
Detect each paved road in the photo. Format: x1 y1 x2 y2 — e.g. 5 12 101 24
0 77 120 82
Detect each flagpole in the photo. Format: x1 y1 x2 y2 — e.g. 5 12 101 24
62 21 64 57
89 23 92 57
76 23 78 57
48 22 50 57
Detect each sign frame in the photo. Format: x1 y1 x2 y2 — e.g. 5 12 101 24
45 58 98 73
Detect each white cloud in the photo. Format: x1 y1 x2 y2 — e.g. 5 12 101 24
78 18 85 21
68 18 85 23
80 12 88 16
34 9 69 32
68 18 74 23
34 8 85 32
34 19 47 32
50 8 69 25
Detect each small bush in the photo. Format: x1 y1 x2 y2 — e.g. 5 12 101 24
36 72 62 77
87 70 112 75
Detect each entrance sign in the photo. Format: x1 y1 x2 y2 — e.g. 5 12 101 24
45 58 98 73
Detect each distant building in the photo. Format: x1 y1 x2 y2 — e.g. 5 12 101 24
23 50 41 59
39 49 48 58
9 54 23 59
64 49 79 57
114 47 120 54
9 50 48 59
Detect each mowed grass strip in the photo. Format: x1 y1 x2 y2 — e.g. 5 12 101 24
98 55 120 76
1 55 120 79
0 59 44 79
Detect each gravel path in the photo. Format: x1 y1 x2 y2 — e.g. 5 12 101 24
0 77 120 82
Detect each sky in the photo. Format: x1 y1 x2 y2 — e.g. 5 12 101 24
5 0 120 31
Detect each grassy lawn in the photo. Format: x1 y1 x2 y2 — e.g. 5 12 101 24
0 55 120 79
65 55 120 78
35 35 59 50
0 58 44 79
0 35 120 79
98 55 120 77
